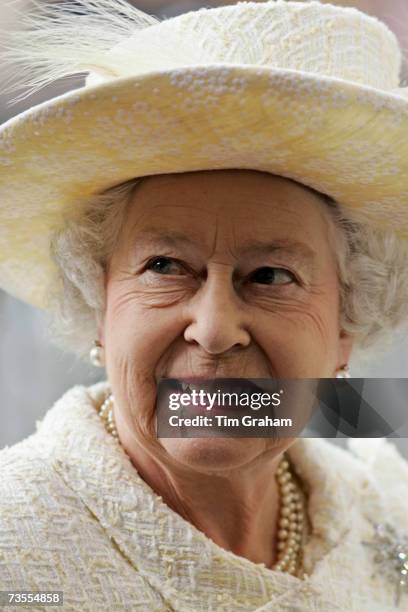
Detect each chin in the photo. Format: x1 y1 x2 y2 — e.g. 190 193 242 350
159 436 269 473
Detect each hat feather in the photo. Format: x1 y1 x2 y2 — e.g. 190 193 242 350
1 0 161 102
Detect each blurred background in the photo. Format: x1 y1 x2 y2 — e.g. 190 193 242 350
0 0 407 453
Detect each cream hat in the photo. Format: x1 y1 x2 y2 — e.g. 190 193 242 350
1 0 408 309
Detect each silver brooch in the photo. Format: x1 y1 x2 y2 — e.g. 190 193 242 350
362 521 408 607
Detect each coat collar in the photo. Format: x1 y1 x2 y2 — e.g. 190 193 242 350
35 382 387 611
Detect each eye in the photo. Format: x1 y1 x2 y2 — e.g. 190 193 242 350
146 256 186 275
250 267 296 285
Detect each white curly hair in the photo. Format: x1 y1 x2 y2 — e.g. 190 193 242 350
48 171 408 362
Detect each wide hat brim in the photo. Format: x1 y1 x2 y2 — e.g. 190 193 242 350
1 64 408 309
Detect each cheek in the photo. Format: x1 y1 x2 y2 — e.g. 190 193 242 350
104 279 187 382
103 280 191 442
251 286 341 376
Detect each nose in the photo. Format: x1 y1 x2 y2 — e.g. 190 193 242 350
183 267 251 355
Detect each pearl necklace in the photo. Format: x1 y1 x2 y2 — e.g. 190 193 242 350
98 392 305 576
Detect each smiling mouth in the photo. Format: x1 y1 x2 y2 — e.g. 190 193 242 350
162 377 274 394
158 377 280 414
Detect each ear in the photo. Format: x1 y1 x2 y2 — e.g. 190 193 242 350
96 311 106 347
337 329 354 370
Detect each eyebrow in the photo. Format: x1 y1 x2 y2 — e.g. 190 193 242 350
238 239 317 262
133 231 317 263
132 230 200 250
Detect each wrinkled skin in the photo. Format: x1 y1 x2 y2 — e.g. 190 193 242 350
100 169 353 567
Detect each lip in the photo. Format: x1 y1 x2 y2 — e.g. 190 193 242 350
157 377 280 415
160 377 278 393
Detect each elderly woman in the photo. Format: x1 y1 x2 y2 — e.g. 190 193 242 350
1 1 408 610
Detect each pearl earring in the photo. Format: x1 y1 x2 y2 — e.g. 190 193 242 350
89 340 105 367
336 364 350 378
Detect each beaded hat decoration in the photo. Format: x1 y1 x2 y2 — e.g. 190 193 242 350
1 0 408 308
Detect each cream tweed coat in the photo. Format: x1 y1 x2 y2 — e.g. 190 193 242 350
0 381 407 612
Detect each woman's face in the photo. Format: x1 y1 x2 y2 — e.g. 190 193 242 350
101 170 353 472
